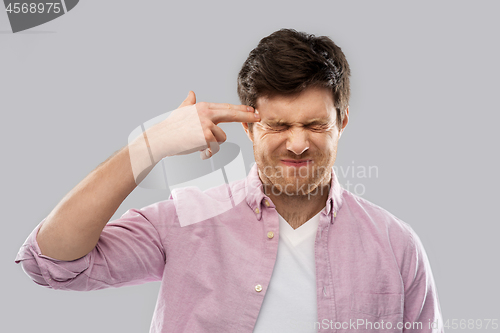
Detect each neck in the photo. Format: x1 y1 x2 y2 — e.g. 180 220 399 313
265 183 330 229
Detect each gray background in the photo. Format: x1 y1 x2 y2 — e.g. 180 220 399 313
2 0 499 332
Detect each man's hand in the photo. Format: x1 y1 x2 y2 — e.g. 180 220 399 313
133 91 260 162
176 91 260 159
128 91 260 184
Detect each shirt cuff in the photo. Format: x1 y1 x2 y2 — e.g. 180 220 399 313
14 220 90 290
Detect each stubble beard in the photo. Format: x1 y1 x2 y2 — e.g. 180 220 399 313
255 149 335 198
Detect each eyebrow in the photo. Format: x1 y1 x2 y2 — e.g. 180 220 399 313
265 118 331 126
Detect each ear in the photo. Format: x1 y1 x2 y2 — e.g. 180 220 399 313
339 106 349 138
241 122 254 142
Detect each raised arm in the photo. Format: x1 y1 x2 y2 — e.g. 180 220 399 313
34 91 260 261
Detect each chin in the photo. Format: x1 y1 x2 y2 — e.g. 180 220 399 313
264 176 322 196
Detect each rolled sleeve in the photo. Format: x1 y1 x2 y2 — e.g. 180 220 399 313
15 221 90 289
15 204 168 291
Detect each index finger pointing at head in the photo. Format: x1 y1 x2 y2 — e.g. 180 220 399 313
208 103 261 124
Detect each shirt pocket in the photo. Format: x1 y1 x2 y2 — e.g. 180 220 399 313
350 293 403 317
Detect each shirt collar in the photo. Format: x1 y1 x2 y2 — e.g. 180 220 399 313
244 163 344 222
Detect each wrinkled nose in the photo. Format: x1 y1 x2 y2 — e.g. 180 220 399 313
286 128 309 155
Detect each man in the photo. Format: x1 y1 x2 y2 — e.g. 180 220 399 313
15 29 443 332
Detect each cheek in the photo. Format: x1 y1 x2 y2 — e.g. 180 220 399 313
254 130 286 149
253 138 284 163
311 132 338 150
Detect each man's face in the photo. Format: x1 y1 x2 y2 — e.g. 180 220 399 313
243 86 348 196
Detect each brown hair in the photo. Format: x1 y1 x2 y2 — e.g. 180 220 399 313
237 28 351 131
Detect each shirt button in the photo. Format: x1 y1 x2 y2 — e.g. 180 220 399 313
264 200 270 207
255 284 263 292
333 211 337 217
255 207 260 214
267 231 274 239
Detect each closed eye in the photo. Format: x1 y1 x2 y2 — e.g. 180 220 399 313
264 121 333 132
266 124 289 132
307 124 330 132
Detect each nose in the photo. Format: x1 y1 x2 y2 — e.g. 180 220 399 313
286 127 309 155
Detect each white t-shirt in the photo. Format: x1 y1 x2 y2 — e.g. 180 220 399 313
253 211 321 332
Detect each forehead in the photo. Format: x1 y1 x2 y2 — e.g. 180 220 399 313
255 86 336 123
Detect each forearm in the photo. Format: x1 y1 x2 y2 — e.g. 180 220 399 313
36 146 142 261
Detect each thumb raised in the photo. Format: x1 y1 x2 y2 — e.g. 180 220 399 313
178 91 196 108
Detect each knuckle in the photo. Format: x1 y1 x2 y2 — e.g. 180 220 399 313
210 142 220 152
221 129 227 141
203 129 213 141
200 118 211 129
206 108 214 118
217 131 227 143
199 108 212 119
